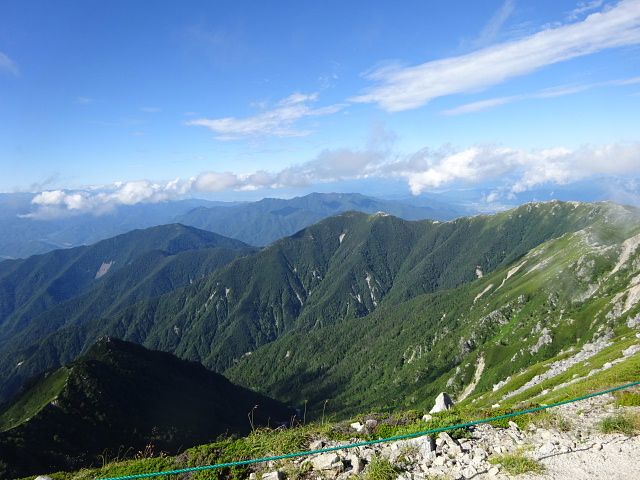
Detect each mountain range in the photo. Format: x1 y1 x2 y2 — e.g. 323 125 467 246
0 201 599 402
1 198 639 478
173 191 468 247
0 192 468 260
0 195 228 260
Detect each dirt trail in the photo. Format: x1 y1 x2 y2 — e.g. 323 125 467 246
515 393 640 480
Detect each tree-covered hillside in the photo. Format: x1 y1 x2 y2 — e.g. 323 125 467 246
226 201 640 417
0 337 292 479
1 201 630 407
0 224 258 397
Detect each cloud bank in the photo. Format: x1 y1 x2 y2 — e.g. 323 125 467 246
23 179 188 219
400 142 640 195
351 0 640 111
25 141 640 218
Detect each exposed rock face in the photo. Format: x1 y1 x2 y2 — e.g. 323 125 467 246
429 392 455 413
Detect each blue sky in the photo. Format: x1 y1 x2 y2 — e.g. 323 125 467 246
1 0 640 215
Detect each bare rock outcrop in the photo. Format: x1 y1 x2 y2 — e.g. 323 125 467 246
257 393 639 480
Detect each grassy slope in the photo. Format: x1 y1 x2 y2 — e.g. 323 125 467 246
14 355 639 480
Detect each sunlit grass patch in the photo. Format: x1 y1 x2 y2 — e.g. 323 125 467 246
489 451 545 475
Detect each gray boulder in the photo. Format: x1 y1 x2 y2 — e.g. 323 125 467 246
429 392 454 413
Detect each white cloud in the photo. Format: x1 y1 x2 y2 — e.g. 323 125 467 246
23 140 640 217
0 52 19 76
440 96 521 116
192 171 242 192
186 92 346 140
189 148 382 193
351 0 640 112
401 142 640 195
473 0 517 47
567 1 605 21
24 179 188 219
400 146 522 194
440 76 640 116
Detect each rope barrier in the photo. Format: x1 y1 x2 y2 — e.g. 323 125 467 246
96 381 640 480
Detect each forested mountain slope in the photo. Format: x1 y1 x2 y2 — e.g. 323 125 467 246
0 201 627 406
0 337 292 480
0 224 256 353
226 201 640 417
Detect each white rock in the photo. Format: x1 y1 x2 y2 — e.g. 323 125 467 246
311 453 343 471
346 454 365 475
365 419 378 430
462 466 477 478
350 421 365 432
397 435 436 460
433 456 447 466
261 472 283 480
309 440 325 450
622 344 640 356
539 442 555 455
430 392 455 413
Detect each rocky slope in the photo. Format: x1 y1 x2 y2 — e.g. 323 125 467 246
253 390 640 480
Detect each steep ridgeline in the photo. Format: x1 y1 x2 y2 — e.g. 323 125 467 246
174 192 468 246
225 201 640 418
0 337 293 480
0 224 258 354
0 201 621 406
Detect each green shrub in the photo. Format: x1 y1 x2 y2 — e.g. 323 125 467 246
489 452 544 475
362 456 401 480
598 413 638 435
616 391 640 407
425 410 470 439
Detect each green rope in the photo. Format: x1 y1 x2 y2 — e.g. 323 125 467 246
97 381 640 480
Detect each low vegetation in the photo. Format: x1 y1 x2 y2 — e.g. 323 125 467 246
598 413 639 436
359 456 401 480
12 397 605 480
615 390 640 407
488 451 545 476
